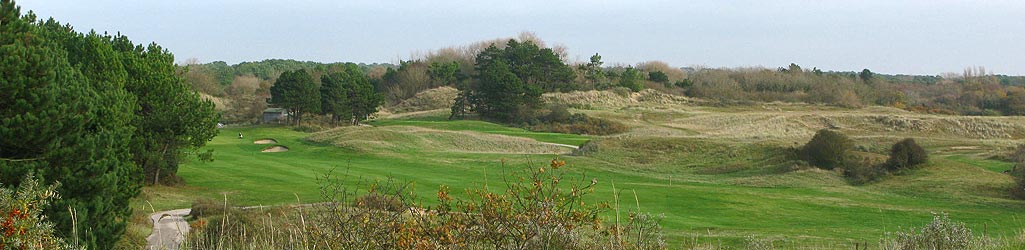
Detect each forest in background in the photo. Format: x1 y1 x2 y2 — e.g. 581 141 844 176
182 32 1025 124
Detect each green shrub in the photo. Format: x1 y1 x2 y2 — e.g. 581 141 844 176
0 175 74 250
800 129 854 170
885 138 928 171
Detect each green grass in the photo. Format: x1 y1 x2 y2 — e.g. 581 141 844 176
368 116 591 146
946 154 1016 173
152 117 1025 248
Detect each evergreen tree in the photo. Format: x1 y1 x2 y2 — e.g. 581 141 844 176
347 70 383 125
321 71 353 125
619 67 644 92
1 1 140 248
270 69 321 126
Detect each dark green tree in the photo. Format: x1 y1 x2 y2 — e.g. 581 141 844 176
619 67 644 92
106 37 219 186
473 52 540 122
270 69 321 126
321 64 382 125
859 69 874 83
800 129 854 170
453 40 567 122
428 61 461 87
885 138 928 171
500 39 576 92
648 71 669 83
321 71 353 125
581 53 606 88
348 76 383 125
1 1 140 248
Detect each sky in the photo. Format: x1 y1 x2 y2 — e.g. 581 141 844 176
18 0 1025 75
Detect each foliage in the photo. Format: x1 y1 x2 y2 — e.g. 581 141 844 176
0 174 75 250
619 67 644 92
470 52 541 123
1010 165 1025 199
881 213 974 250
320 63 383 125
800 129 853 170
843 158 888 185
580 53 607 88
648 71 669 83
0 2 152 248
452 38 576 123
885 138 928 171
380 60 432 103
270 69 321 126
526 105 629 135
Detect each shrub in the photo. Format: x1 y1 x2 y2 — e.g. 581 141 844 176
1009 144 1025 163
881 213 974 250
0 175 74 250
353 193 405 212
885 138 928 171
843 159 888 185
189 198 230 219
800 129 854 170
526 105 628 135
571 140 600 156
1010 164 1025 199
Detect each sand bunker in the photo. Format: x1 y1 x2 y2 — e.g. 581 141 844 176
261 145 289 153
253 138 278 144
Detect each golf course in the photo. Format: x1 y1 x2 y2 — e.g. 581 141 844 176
131 94 1025 248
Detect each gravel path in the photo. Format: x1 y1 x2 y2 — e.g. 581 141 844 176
146 208 191 250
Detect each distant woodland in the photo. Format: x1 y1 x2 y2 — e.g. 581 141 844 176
184 33 1025 124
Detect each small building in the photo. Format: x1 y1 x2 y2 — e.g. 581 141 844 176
262 108 288 123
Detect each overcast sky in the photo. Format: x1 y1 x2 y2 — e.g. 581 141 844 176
18 0 1025 75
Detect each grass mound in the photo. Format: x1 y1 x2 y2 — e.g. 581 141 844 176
386 86 458 113
253 138 278 144
666 111 1025 140
307 125 570 154
541 89 694 110
260 145 289 153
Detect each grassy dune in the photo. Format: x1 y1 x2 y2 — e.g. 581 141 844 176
149 92 1025 248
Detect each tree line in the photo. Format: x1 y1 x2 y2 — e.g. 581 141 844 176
268 64 383 126
1 0 218 248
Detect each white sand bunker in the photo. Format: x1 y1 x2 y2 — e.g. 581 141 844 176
261 145 289 153
253 138 278 144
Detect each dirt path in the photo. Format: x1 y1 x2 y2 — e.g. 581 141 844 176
146 208 191 250
543 142 580 149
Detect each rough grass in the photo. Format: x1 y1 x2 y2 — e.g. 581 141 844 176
383 86 458 114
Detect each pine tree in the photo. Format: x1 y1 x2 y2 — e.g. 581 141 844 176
1 1 139 248
270 69 321 126
321 70 353 125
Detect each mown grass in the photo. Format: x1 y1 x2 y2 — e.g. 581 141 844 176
947 154 1016 173
141 116 1025 248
